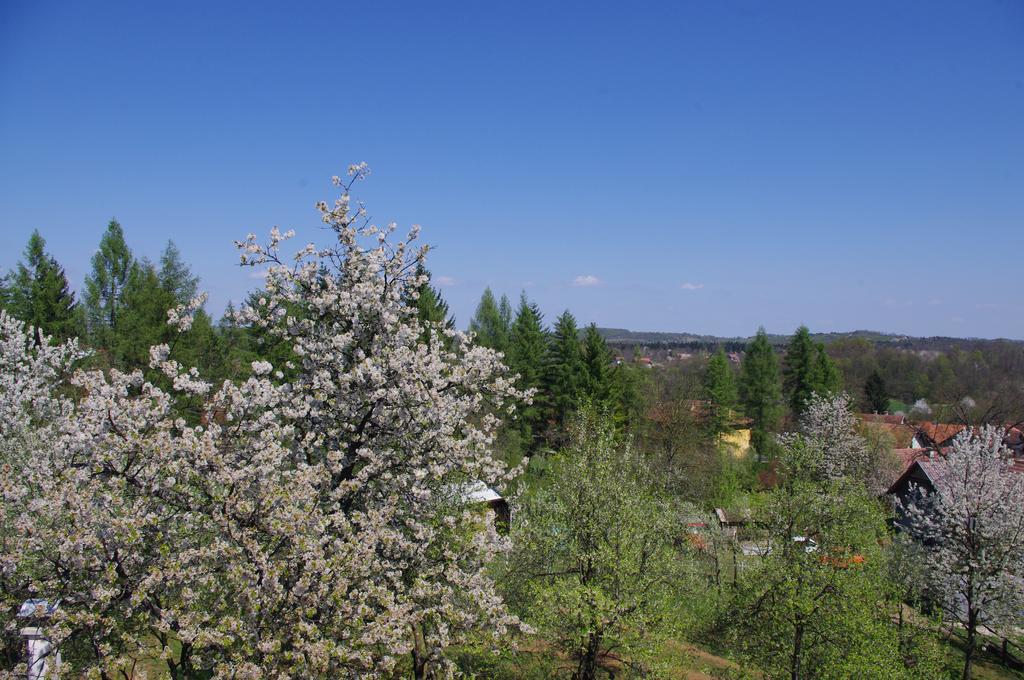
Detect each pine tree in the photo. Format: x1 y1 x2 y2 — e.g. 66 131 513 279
864 370 888 414
468 288 509 353
544 310 586 435
411 265 454 345
158 240 199 304
507 292 548 446
109 260 176 370
704 347 738 440
740 327 783 459
581 323 614 406
498 294 513 335
4 230 81 344
810 343 842 396
783 325 817 416
83 218 133 346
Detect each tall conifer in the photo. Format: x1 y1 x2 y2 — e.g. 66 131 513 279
84 218 133 346
507 292 547 446
810 343 842 396
581 322 614 406
740 327 783 458
544 310 586 433
468 287 509 353
704 347 738 440
783 325 817 415
4 230 80 344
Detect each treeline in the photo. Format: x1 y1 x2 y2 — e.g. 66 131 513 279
462 288 649 461
0 223 278 390
828 337 1024 421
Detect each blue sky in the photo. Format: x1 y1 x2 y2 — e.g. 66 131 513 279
1 1 1022 339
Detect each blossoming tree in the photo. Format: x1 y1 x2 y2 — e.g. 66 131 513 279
0 166 525 679
900 426 1024 680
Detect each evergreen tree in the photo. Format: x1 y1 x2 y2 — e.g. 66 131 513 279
411 265 454 345
109 260 176 370
810 343 842 396
783 325 817 415
83 218 133 346
507 292 548 447
543 310 586 434
4 230 81 344
740 328 783 459
111 259 220 381
498 293 513 337
704 347 738 440
158 240 199 304
468 287 509 353
864 370 889 414
581 322 614 406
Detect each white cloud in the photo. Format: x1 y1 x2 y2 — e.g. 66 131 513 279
572 275 601 287
249 269 269 280
680 282 704 290
435 275 456 287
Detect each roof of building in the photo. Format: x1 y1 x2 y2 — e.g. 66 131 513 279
464 481 503 504
893 447 932 472
915 422 968 446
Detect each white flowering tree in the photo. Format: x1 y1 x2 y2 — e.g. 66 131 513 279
0 167 525 679
900 426 1024 680
777 392 869 482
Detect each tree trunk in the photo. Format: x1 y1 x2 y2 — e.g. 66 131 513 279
790 624 804 680
963 611 977 680
412 624 430 680
574 632 601 680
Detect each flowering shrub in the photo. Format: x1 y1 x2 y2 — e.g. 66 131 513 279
0 167 525 678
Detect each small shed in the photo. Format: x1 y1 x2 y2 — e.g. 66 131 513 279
463 481 511 528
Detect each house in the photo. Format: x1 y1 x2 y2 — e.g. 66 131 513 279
859 413 916 448
463 481 511 528
714 507 749 538
910 422 967 449
886 454 944 530
886 451 1024 530
1005 425 1024 456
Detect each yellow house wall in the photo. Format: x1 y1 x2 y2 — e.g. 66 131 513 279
720 428 751 457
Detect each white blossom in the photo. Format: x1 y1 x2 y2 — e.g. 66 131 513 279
900 426 1024 672
0 172 525 678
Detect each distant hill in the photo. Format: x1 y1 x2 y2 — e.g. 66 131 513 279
596 327 1024 351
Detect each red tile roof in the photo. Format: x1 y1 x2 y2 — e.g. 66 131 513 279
893 447 932 473
915 422 968 446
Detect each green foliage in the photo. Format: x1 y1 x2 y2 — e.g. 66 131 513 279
507 292 548 448
810 343 843 396
543 310 586 437
723 439 913 678
158 240 199 304
469 287 510 353
704 348 738 439
109 260 176 369
110 260 222 383
410 265 455 346
2 230 81 344
580 323 614 406
783 325 818 416
611 361 650 432
740 328 783 459
84 218 133 347
507 408 682 679
864 369 889 414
